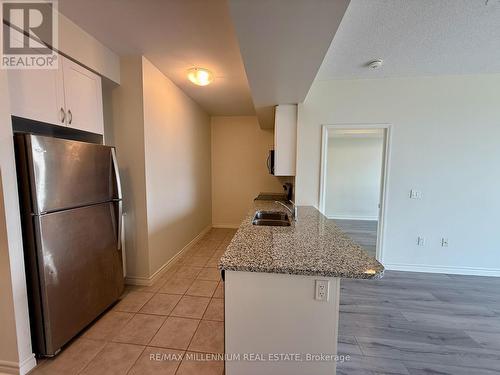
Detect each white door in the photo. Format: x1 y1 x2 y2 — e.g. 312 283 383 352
7 65 65 126
62 57 104 134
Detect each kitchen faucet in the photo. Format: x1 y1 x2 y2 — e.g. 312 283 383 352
274 200 297 221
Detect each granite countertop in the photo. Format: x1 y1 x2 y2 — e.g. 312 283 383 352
218 201 384 279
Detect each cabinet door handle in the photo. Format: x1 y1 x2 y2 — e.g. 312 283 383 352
68 109 73 124
60 108 66 123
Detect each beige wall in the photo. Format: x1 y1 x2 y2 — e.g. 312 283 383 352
0 172 20 369
296 75 500 275
108 57 150 279
142 57 212 276
211 116 283 227
0 71 35 373
107 56 212 281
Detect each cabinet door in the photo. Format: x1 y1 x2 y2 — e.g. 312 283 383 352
274 104 297 176
62 57 104 135
7 64 65 126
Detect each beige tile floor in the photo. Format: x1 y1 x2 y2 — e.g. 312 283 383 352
29 228 236 375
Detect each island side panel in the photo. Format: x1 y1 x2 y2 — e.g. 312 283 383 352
224 270 340 375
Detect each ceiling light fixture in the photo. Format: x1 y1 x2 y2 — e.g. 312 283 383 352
187 67 214 86
367 59 383 70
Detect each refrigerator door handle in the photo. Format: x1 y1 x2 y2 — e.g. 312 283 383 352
117 200 123 250
111 148 123 250
111 148 123 200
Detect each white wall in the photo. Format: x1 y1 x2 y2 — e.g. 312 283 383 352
58 13 120 83
2 13 120 83
142 57 212 276
0 71 35 374
211 116 284 227
296 75 500 275
326 134 383 220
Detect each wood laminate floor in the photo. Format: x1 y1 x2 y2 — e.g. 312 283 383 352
334 219 378 258
338 270 500 374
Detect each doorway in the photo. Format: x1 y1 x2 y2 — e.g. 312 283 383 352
319 125 390 261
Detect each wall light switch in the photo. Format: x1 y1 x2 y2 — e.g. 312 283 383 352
315 280 329 301
410 190 422 199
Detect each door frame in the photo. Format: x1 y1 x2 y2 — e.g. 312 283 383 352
319 123 392 262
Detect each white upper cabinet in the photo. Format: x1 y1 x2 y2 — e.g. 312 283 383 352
61 58 104 134
274 104 297 176
8 55 104 135
8 64 66 126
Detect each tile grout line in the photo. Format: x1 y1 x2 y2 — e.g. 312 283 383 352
145 231 214 374
73 336 108 375
174 233 222 374
123 345 148 375
116 233 208 373
107 287 152 375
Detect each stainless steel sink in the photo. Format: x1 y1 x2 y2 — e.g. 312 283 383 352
254 211 289 221
253 219 291 226
252 211 290 226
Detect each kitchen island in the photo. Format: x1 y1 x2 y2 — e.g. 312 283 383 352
219 201 384 375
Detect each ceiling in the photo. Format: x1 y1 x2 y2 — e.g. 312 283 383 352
58 1 499 121
317 0 500 80
229 0 350 128
58 0 255 116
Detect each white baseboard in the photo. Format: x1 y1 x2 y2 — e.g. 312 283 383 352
19 355 36 375
0 354 37 375
385 263 500 277
326 215 378 221
212 224 240 229
125 225 212 286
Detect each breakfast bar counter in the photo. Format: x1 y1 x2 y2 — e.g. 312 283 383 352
219 201 384 279
219 201 384 375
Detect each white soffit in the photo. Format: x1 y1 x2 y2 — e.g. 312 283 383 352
58 0 254 116
317 0 500 80
229 0 350 128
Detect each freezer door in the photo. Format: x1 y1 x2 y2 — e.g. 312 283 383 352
34 202 124 355
22 134 119 213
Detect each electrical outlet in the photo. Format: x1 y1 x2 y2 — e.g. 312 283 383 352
315 280 329 301
417 236 425 246
441 238 449 247
409 190 422 199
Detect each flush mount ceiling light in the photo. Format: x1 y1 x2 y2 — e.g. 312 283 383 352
367 59 384 70
187 67 214 86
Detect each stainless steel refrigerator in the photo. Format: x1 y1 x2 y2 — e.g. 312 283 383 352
14 134 125 356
